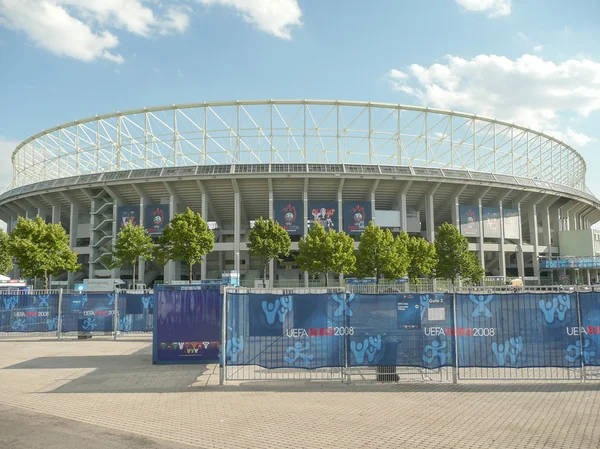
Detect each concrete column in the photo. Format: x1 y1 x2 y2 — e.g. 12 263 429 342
112 201 120 281
451 197 460 229
303 179 308 287
268 183 275 286
516 202 525 279
67 204 79 288
541 205 551 249
425 190 435 242
138 198 146 286
477 199 485 271
337 180 344 284
234 191 241 274
89 200 97 279
528 203 540 279
201 193 207 281
498 201 506 279
51 204 62 224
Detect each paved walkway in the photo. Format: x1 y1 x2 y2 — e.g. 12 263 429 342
0 337 599 448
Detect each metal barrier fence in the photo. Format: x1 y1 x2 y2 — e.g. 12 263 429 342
221 287 600 384
0 289 153 338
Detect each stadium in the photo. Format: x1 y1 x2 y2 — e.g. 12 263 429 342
1 99 600 288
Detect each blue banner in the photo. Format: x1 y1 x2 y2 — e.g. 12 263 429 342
342 201 371 235
309 202 338 231
274 200 304 235
227 292 345 369
578 292 600 367
60 293 116 333
154 287 221 363
455 293 579 368
0 294 59 333
348 293 455 368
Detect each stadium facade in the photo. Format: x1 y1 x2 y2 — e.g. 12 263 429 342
2 100 600 287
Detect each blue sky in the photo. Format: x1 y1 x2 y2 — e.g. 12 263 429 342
1 0 600 196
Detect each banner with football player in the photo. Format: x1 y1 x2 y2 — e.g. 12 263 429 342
309 202 338 231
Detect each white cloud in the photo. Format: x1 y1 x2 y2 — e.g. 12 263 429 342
455 0 511 17
388 53 600 147
533 44 543 52
0 0 302 63
198 0 302 40
0 136 17 192
518 32 529 41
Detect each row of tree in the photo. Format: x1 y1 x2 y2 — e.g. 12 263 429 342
249 218 484 287
0 217 80 289
0 208 484 288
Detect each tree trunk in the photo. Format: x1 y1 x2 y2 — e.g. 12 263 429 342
44 270 49 292
189 262 193 284
132 263 136 288
325 271 329 287
263 262 267 288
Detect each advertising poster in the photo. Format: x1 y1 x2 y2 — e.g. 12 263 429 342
145 204 170 235
0 294 58 333
229 292 345 369
74 293 115 333
117 205 140 230
154 287 221 363
579 292 600 367
274 200 304 235
460 205 480 237
455 293 579 368
343 201 372 235
483 207 502 238
396 294 421 329
503 209 520 239
309 201 338 231
347 293 455 368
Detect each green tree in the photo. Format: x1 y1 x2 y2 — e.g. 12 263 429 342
157 208 214 283
356 222 409 283
103 223 154 287
295 223 356 286
464 251 485 285
247 217 291 287
406 236 438 284
434 222 484 287
7 216 80 290
0 229 13 275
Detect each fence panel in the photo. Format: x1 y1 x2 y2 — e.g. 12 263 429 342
119 292 153 333
578 292 600 380
346 292 455 383
455 292 582 380
0 291 60 336
224 288 345 382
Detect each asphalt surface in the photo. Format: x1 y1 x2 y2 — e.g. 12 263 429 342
0 403 194 449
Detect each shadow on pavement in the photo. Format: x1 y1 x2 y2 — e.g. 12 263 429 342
4 344 599 395
2 345 217 394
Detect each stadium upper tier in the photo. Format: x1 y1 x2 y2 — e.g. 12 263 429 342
8 100 590 193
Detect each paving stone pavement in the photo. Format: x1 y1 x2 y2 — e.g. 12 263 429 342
0 336 599 449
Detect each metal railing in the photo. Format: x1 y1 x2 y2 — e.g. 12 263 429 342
220 287 600 384
0 289 153 338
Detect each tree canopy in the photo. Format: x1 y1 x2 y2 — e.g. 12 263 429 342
435 222 484 286
0 229 13 275
406 236 438 284
103 222 154 286
356 223 409 283
7 216 80 290
247 217 291 287
157 208 214 283
295 222 355 286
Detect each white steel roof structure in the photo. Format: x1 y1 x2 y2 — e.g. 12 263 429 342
7 100 590 192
